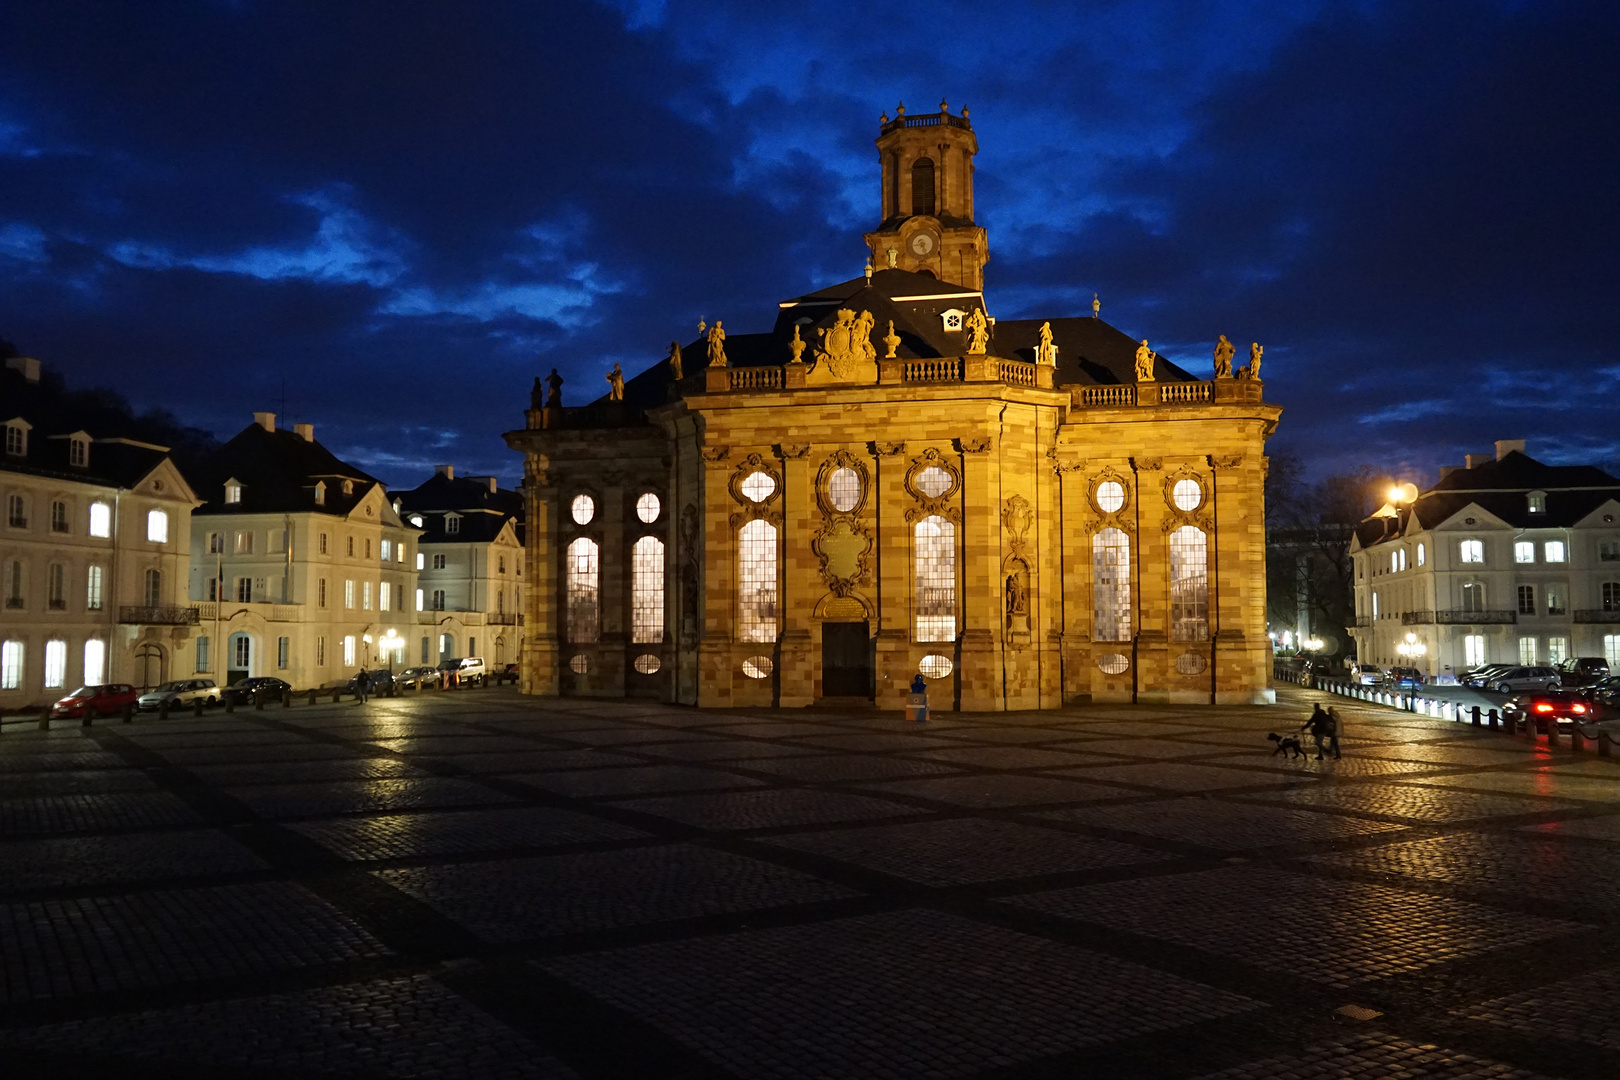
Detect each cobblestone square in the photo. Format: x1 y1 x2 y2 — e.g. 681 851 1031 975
1 684 1618 1077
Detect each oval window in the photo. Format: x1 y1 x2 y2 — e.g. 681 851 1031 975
1172 478 1202 511
571 494 595 525
635 493 661 523
569 654 590 674
919 654 954 679
1096 480 1125 514
1175 652 1207 675
916 465 953 497
740 471 776 503
828 467 861 512
742 655 774 679
1097 653 1130 675
633 653 661 675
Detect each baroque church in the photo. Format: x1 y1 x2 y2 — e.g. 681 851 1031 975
506 103 1281 710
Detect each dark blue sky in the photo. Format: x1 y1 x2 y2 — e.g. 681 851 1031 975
3 0 1616 489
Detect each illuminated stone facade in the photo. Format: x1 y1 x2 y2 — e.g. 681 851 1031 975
506 108 1281 709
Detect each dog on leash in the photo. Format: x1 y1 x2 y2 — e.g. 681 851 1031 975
1267 732 1306 758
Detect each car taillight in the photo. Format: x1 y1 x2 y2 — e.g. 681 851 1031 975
1534 703 1554 713
1573 703 1587 714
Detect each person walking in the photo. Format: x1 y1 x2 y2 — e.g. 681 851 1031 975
1326 705 1344 759
1300 703 1332 760
354 668 370 705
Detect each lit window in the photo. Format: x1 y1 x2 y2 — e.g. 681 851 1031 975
919 654 953 679
1391 551 1399 573
235 531 252 554
416 588 424 612
194 636 209 674
1528 491 1546 513
1172 478 1202 511
316 636 326 666
1548 636 1568 664
636 492 661 523
50 500 68 533
571 495 595 525
86 565 103 610
343 635 355 667
1515 541 1534 563
913 515 955 641
397 543 405 563
1518 585 1536 615
44 640 66 688
380 539 392 561
1095 480 1125 514
0 640 22 689
1170 525 1209 641
1459 539 1484 563
1465 634 1486 667
85 639 106 683
89 502 110 538
314 482 325 505
566 536 600 642
1604 635 1620 667
1545 541 1566 563
740 471 775 503
145 510 168 543
1091 526 1131 642
1519 636 1536 665
225 482 242 504
737 519 778 642
416 552 424 570
363 581 373 610
1417 543 1425 566
915 465 953 497
828 469 860 512
344 580 354 608
379 582 391 611
1398 548 1407 571
632 535 665 644
1372 592 1378 619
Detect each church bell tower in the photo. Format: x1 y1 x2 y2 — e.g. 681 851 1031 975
863 99 989 290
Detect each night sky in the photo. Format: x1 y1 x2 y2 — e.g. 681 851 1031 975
3 1 1616 490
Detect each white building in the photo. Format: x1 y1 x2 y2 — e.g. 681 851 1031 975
395 465 525 669
1350 440 1620 676
2 357 202 706
187 413 420 687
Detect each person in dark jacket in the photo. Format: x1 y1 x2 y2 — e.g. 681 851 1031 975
354 669 370 704
1300 704 1333 760
1326 705 1344 759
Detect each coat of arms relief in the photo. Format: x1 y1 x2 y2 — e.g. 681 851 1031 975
805 308 878 385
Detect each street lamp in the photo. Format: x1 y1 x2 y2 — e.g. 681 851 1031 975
1396 631 1427 660
380 628 401 672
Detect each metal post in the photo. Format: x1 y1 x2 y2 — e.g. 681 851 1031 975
224 697 233 714
194 697 204 717
1488 708 1499 730
283 689 291 708
38 709 49 730
81 709 91 728
1600 731 1613 758
254 690 264 711
308 689 318 706
1571 724 1585 752
1471 706 1481 727
122 703 133 724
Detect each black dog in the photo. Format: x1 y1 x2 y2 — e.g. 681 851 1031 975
1267 732 1305 759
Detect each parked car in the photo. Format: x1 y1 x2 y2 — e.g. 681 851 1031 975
1575 675 1620 714
1503 689 1596 732
50 683 140 719
1461 664 1514 688
438 656 488 686
137 679 221 711
1486 666 1561 694
1384 667 1425 690
1350 664 1383 685
346 669 395 695
395 665 441 690
220 677 292 706
1554 656 1611 688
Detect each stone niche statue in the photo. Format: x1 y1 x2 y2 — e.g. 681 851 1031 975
706 321 727 368
606 363 624 401
668 341 683 381
964 308 989 354
1238 342 1263 380
1134 340 1156 382
805 307 878 385
1005 563 1030 634
545 368 563 407
1213 334 1234 379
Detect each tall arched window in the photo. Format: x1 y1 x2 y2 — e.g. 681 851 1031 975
1169 525 1209 641
632 535 665 644
144 568 162 606
84 639 106 684
565 537 599 643
737 520 777 643
1091 527 1131 642
914 515 956 641
910 156 936 216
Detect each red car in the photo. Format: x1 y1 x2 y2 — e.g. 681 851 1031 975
51 683 140 719
1503 689 1596 732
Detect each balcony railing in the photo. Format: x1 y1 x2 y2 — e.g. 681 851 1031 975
904 358 961 383
1402 610 1517 625
1076 384 1135 407
1353 616 1371 628
1160 381 1213 404
1574 609 1620 624
119 605 201 626
727 366 784 391
880 110 972 135
994 358 1038 387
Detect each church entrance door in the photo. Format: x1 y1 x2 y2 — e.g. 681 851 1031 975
821 622 872 699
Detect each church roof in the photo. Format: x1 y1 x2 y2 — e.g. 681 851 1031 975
594 269 1195 412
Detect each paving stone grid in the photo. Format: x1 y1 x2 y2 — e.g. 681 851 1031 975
2 685 1620 1079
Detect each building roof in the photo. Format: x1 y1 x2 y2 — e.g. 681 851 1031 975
1 427 178 491
395 471 523 517
404 509 517 545
590 268 1195 413
191 420 379 516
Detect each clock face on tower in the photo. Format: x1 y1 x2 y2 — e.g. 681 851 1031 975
909 232 936 256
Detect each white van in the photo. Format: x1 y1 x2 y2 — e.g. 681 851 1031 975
439 656 487 685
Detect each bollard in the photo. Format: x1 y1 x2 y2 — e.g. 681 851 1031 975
81 708 91 728
254 690 265 711
1601 731 1613 758
1471 706 1481 727
1571 724 1586 752
334 689 342 704
39 709 49 730
1545 721 1559 749
1488 708 1499 730
283 689 291 708
122 703 133 724
309 689 318 706
224 697 234 713
158 700 169 721
194 697 205 717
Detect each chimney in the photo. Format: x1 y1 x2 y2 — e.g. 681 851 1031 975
253 411 276 432
4 356 41 383
435 465 455 480
1439 465 1461 481
293 423 314 442
1465 452 1492 469
470 475 497 493
1495 439 1525 461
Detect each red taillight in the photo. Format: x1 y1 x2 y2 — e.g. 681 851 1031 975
1534 703 1555 713
1573 703 1587 714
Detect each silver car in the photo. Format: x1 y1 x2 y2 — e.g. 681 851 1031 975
1488 666 1561 694
137 678 221 711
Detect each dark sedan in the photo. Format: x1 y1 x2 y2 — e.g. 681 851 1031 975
220 677 292 706
1503 689 1597 732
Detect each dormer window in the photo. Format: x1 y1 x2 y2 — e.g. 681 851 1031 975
409 514 424 528
225 479 243 505
69 436 88 467
445 513 461 535
4 420 28 457
314 481 326 506
341 479 354 496
1528 490 1546 513
940 308 965 333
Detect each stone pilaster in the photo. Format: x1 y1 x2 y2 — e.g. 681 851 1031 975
1131 456 1168 702
778 444 814 707
697 446 733 707
523 461 559 696
958 436 1000 711
1055 455 1091 703
873 440 909 709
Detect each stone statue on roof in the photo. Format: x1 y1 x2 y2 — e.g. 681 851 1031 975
965 308 989 354
883 319 901 359
806 307 879 385
545 368 563 407
1238 342 1263 380
668 341 683 381
530 376 544 410
606 363 624 401
1213 334 1234 379
1036 321 1056 367
706 321 727 368
1134 340 1156 382
1092 293 1100 318
788 324 806 365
